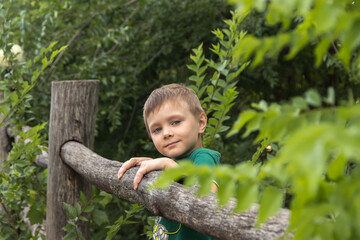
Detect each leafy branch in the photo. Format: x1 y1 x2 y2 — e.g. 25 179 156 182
230 0 360 81
187 10 250 147
63 192 94 240
0 41 67 126
105 204 144 240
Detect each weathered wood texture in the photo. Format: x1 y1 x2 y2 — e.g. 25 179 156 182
0 123 9 168
0 92 10 168
61 141 291 240
46 80 99 240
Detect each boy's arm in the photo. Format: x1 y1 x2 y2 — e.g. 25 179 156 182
118 157 178 190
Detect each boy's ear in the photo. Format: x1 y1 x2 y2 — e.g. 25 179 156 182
198 112 207 133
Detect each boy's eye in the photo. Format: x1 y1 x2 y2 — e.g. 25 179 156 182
153 127 161 133
172 120 181 125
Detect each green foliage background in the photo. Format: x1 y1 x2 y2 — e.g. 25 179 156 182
1 0 360 239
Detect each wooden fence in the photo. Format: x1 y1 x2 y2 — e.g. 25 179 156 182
2 80 291 240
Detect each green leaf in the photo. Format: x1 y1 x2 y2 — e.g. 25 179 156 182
183 174 198 187
208 118 218 127
75 203 81 215
83 205 94 213
92 209 109 226
10 92 18 102
198 65 207 76
186 64 197 72
305 89 322 107
196 167 213 196
327 153 347 181
323 87 335 105
79 216 88 222
31 68 39 83
59 45 68 53
62 224 76 233
151 162 193 189
257 186 284 226
98 191 113 207
41 57 49 70
314 37 331 67
48 41 58 51
235 182 258 212
243 114 263 137
218 125 230 133
197 85 207 99
216 167 236 206
189 76 199 83
63 202 77 219
291 96 309 110
80 191 87 206
206 85 214 95
26 205 44 225
251 100 268 112
227 110 257 137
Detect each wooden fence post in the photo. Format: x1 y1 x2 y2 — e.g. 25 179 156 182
46 80 99 239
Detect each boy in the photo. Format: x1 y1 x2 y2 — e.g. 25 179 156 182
118 83 220 240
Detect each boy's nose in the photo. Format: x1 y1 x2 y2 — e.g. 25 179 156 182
163 128 173 138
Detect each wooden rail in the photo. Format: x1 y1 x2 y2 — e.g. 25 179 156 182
61 140 290 240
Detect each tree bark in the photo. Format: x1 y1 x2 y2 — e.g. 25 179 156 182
61 141 291 240
46 80 99 240
0 92 10 168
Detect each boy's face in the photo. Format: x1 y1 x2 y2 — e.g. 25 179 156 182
146 100 206 159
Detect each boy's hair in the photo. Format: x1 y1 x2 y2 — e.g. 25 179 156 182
143 83 204 135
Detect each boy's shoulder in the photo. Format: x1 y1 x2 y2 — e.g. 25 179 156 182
190 148 220 158
188 148 220 166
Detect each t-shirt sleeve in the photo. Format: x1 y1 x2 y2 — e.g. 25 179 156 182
193 151 219 166
193 151 220 188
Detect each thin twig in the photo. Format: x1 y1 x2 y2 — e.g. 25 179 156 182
94 6 139 62
0 201 19 238
331 41 339 54
95 44 119 62
43 14 98 83
124 0 137 7
122 99 137 142
109 96 123 116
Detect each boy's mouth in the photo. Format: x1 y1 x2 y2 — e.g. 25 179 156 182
165 140 180 148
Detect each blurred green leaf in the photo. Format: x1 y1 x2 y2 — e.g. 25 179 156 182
257 186 284 226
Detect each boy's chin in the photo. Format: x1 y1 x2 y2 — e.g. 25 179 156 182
167 151 191 159
161 150 185 159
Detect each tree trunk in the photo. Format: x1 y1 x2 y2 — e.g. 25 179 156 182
46 80 99 240
61 141 291 240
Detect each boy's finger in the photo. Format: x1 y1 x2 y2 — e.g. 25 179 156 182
117 163 130 179
118 157 153 181
118 169 124 179
133 167 147 190
118 158 137 179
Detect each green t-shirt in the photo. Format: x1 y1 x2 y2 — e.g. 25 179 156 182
153 148 220 240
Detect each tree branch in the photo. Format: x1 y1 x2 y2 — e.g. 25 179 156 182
61 141 291 240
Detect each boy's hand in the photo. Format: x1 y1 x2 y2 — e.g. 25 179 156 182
117 157 178 190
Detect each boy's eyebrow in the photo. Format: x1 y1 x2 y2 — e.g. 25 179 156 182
148 113 185 128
